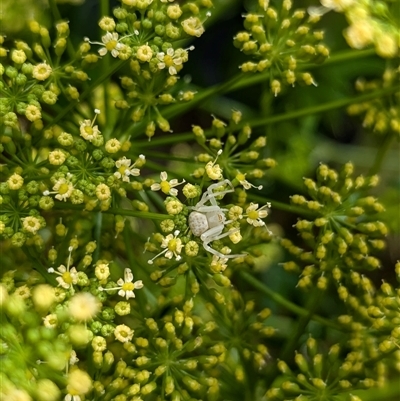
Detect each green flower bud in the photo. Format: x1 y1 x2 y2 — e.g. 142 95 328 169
165 22 181 39
281 381 301 393
5 66 18 79
15 73 27 86
11 231 26 247
6 294 26 316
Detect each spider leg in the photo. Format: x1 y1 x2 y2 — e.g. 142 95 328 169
193 205 225 213
201 227 246 259
196 179 235 208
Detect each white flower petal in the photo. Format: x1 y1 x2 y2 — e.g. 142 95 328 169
124 268 133 283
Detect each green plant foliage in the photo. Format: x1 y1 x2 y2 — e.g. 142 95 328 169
1 0 399 400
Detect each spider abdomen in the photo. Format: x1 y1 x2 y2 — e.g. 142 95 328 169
189 211 208 236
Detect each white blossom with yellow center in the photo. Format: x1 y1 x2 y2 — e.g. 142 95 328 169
43 313 58 329
245 203 271 227
32 62 52 81
100 268 143 300
114 155 144 182
21 216 42 234
136 44 153 62
100 32 123 57
156 47 193 75
48 246 78 290
181 16 205 37
114 324 134 343
151 171 185 196
95 262 110 281
79 109 101 142
148 230 183 264
47 176 74 201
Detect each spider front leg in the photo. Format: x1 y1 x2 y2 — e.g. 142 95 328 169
201 227 245 259
196 179 235 208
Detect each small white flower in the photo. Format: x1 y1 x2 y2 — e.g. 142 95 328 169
99 32 123 57
100 268 143 300
148 230 183 264
85 32 133 58
205 150 223 180
114 156 141 182
43 313 58 329
245 203 271 227
156 47 193 75
48 247 78 290
114 324 134 343
236 172 263 190
151 171 185 196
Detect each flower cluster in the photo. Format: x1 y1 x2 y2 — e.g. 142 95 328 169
234 0 329 95
0 233 147 401
83 0 212 138
1 0 399 400
266 336 383 400
0 108 148 246
318 0 399 58
143 111 273 290
0 21 89 133
281 162 387 291
335 263 400 369
347 67 400 137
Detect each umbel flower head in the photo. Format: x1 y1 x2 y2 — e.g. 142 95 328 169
318 0 399 58
347 68 400 137
281 162 387 291
234 0 329 94
266 336 380 400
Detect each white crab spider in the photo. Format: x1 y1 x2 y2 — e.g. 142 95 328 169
188 179 245 259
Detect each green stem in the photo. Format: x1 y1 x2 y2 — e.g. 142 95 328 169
126 74 246 137
141 85 398 148
102 208 170 220
368 131 396 176
23 247 57 286
248 193 315 216
93 211 102 262
280 287 321 360
226 49 377 94
53 203 169 219
99 0 111 125
144 48 378 134
239 271 343 332
243 84 400 130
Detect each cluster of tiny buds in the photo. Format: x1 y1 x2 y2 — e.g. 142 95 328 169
234 0 328 94
280 162 387 289
77 2 213 134
317 0 399 58
266 337 378 400
347 68 400 136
